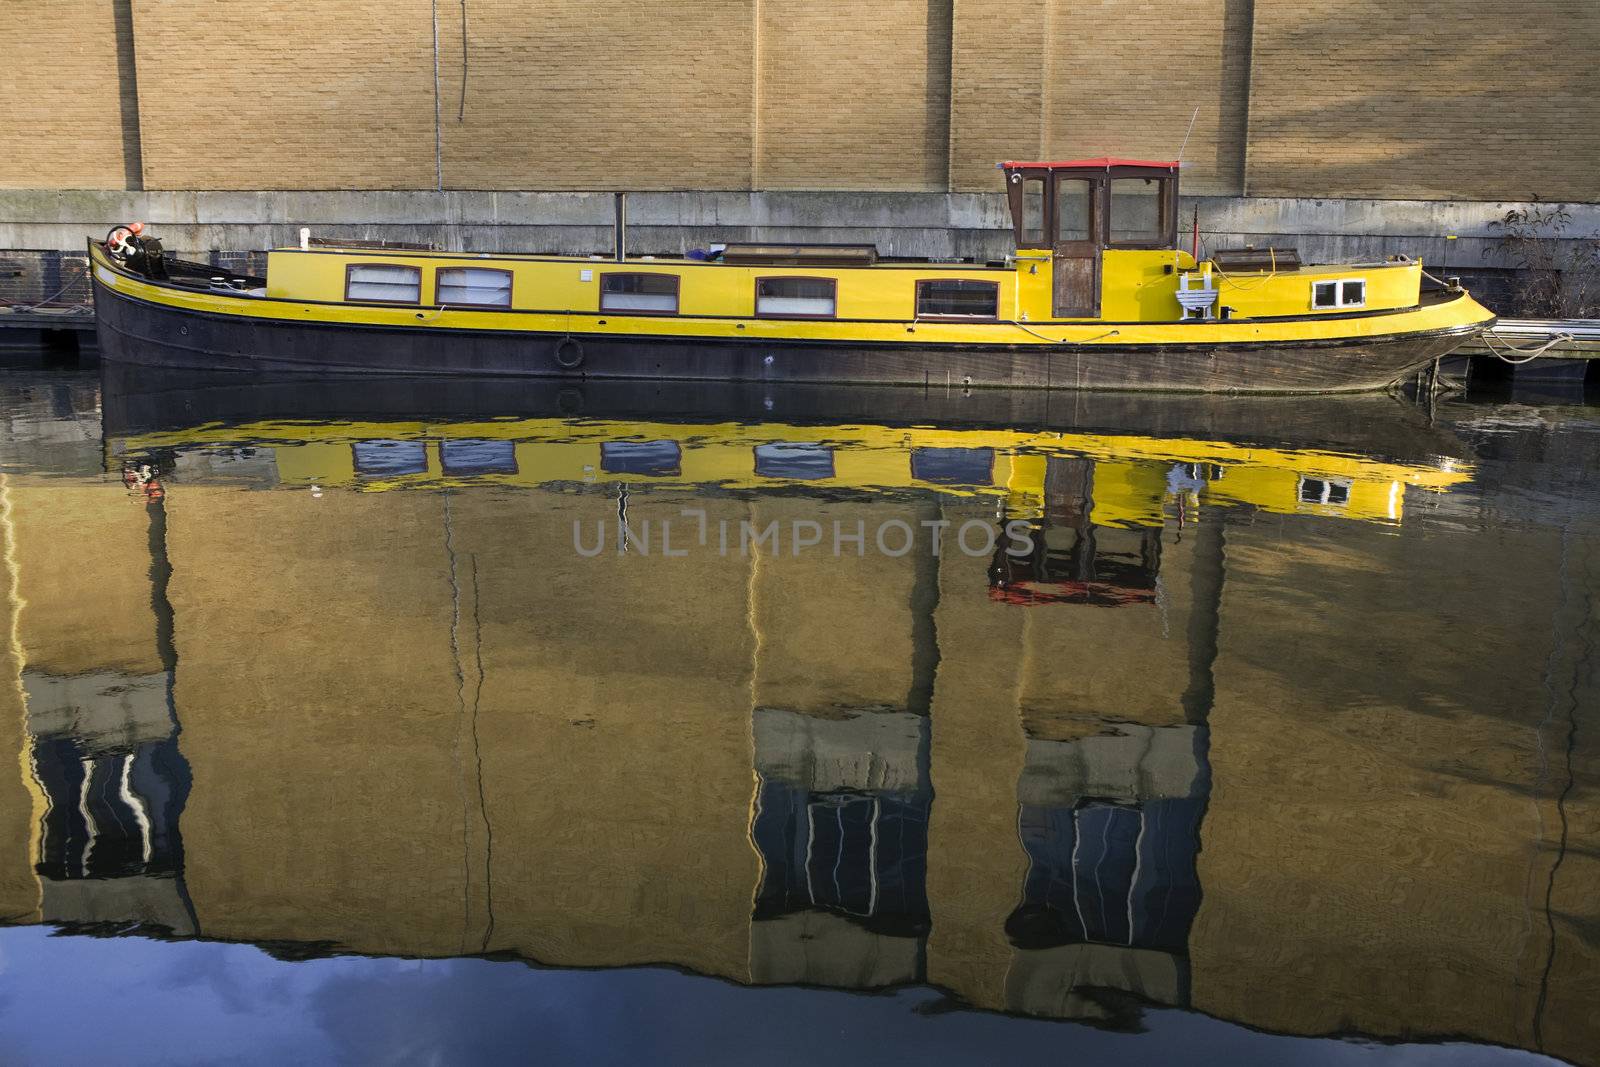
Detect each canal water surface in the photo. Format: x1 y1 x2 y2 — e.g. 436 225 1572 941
0 366 1595 1065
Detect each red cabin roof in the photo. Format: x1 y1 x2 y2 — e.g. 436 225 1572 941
998 157 1180 171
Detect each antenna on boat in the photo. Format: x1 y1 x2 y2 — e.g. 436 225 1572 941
1176 106 1200 168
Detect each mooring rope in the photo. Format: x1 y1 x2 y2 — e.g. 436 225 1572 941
1004 321 1121 343
1479 329 1576 365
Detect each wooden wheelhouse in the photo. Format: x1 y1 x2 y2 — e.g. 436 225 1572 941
999 157 1180 318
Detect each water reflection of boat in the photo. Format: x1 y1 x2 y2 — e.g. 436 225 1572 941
4 376 1597 1064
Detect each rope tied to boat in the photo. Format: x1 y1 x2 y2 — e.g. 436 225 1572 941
1004 321 1121 344
1479 329 1576 365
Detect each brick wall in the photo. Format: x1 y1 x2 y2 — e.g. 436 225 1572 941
0 1 136 189
948 0 1047 193
756 0 950 190
437 0 754 190
5 1 1599 202
1039 0 1253 196
1246 1 1600 201
130 0 437 189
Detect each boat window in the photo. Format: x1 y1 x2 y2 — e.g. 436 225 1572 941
436 267 512 308
600 272 680 314
910 446 995 486
755 277 837 318
1055 178 1093 242
754 443 835 480
915 279 999 319
345 263 421 303
1312 278 1366 309
1108 177 1165 245
600 440 682 477
1020 177 1047 247
352 440 428 477
440 439 517 476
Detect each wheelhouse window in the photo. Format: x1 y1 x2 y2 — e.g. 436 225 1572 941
915 279 999 320
1055 178 1093 242
1020 177 1047 247
1108 177 1167 245
756 277 836 318
601 272 680 314
1312 278 1366 309
345 263 421 303
436 267 512 308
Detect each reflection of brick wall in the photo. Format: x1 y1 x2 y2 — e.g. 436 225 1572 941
4 1 1598 201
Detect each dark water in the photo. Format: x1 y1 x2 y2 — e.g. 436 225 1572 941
0 364 1596 1066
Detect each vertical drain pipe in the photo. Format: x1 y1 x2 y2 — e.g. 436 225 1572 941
431 0 443 192
614 192 627 262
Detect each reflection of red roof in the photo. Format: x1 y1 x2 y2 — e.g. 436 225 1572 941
989 580 1157 608
998 157 1180 171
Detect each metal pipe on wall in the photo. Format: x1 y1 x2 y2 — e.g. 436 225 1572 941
614 192 627 262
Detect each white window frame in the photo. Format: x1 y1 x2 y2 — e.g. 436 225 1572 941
346 263 421 304
436 266 512 308
1312 278 1366 310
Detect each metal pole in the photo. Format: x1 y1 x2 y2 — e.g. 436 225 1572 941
614 192 627 262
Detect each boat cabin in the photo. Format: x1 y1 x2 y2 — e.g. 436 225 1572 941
999 158 1180 318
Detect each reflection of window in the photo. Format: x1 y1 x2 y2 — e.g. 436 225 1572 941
440 439 517 476
1007 797 1203 954
33 739 185 881
915 279 999 319
601 273 679 314
910 446 994 486
352 440 427 477
752 779 931 936
1056 178 1092 242
1298 476 1352 506
1108 178 1164 245
756 277 836 318
600 440 681 476
436 267 512 307
346 263 421 303
754 443 834 480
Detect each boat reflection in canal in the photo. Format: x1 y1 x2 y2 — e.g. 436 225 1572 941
0 368 1595 1064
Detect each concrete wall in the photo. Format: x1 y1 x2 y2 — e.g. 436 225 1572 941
3 1 1597 201
5 188 1597 277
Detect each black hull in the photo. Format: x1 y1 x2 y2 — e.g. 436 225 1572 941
93 276 1480 395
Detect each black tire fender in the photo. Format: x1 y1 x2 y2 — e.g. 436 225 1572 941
555 336 584 370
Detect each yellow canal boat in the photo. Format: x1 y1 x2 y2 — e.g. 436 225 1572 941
89 158 1496 393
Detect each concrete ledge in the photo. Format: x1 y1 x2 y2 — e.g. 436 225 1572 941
2 189 1594 271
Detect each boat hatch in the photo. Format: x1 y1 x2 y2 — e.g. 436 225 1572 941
998 158 1180 318
719 243 879 267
